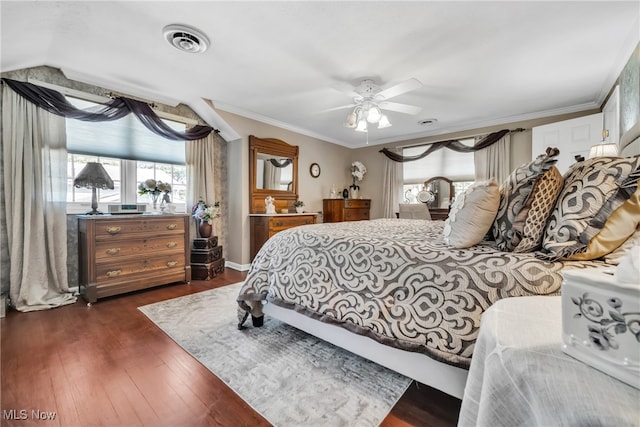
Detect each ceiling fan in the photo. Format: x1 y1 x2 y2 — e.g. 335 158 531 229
331 78 423 132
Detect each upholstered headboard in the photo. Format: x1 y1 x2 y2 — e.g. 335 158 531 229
620 121 640 157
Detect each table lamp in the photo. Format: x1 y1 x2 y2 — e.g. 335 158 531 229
73 162 114 215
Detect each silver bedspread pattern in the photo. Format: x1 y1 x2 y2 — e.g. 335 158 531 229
237 219 603 368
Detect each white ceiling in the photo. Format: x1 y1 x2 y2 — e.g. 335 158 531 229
1 1 639 148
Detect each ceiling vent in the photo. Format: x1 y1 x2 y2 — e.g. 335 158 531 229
163 24 210 53
418 118 438 126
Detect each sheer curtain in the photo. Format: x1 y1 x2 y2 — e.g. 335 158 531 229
382 147 404 218
474 133 511 183
186 132 219 240
1 84 76 311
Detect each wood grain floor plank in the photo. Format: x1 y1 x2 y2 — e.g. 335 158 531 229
1 268 460 427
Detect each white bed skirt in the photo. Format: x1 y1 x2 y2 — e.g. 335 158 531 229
263 301 468 399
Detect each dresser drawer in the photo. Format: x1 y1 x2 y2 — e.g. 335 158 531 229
94 218 185 238
343 209 370 221
345 199 370 209
269 215 315 232
96 254 185 283
95 236 184 260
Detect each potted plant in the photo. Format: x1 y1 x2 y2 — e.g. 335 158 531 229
293 200 305 213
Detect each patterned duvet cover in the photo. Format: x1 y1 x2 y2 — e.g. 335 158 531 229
237 219 605 368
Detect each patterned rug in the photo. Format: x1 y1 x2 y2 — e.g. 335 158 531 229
138 283 412 427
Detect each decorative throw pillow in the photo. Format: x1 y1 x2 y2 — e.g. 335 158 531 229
604 225 640 265
578 167 639 244
511 166 564 253
568 183 640 261
539 156 640 260
492 147 560 251
443 180 500 248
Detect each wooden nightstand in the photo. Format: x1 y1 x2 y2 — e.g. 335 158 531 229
249 213 317 260
322 199 371 223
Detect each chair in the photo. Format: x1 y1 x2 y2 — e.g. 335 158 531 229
398 203 431 220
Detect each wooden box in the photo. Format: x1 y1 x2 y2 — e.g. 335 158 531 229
193 236 218 249
191 246 223 263
191 258 225 280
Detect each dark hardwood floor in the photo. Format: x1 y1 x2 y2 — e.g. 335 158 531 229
1 269 461 427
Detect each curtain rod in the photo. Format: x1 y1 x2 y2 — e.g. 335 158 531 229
400 127 527 149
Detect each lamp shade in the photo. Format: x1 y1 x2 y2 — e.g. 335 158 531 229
588 143 619 159
73 162 114 190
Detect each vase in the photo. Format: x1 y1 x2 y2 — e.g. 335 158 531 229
149 192 160 211
350 188 359 199
296 206 304 213
198 220 213 238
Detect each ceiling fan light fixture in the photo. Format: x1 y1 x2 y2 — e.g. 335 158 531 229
163 24 210 54
355 117 368 132
367 105 382 123
343 110 358 128
378 114 392 129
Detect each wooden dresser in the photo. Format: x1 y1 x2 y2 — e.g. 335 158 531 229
249 213 317 260
323 199 371 223
78 214 191 303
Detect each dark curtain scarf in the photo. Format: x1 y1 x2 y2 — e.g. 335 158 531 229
2 78 218 141
268 158 293 168
379 129 510 162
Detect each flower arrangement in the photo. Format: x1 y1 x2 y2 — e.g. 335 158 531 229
350 161 367 190
293 200 304 207
138 179 171 196
192 199 221 224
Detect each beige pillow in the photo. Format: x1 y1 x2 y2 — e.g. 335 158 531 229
569 183 640 261
604 226 640 265
443 180 500 248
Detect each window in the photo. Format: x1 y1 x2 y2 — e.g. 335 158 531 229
402 138 476 204
65 96 188 213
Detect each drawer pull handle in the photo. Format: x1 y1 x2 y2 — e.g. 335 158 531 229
166 242 178 248
166 223 177 230
106 270 121 277
106 248 121 255
106 226 121 235
275 221 283 227
166 261 178 268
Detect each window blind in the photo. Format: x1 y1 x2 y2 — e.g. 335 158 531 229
403 139 475 184
65 98 186 164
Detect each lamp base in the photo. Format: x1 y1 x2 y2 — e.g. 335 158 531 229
84 210 106 215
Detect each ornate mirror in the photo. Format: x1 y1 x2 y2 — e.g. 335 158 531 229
249 135 299 213
423 176 455 208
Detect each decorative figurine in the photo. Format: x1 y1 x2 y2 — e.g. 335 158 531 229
265 196 276 214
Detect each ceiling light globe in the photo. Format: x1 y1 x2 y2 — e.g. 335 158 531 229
367 106 382 123
355 118 368 132
378 114 392 129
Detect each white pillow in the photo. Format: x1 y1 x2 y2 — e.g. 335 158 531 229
443 180 500 248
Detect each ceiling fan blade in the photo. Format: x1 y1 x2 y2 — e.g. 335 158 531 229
378 101 422 115
376 78 422 100
320 103 356 113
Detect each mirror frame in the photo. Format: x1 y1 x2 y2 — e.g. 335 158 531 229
424 176 455 207
249 135 299 214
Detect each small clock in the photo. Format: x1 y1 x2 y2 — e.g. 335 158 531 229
309 163 321 178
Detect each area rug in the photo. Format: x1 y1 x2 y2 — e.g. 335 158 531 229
138 283 412 427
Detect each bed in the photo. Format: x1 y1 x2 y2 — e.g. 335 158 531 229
237 139 640 399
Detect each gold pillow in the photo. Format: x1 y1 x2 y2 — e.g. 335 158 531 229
569 183 640 261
